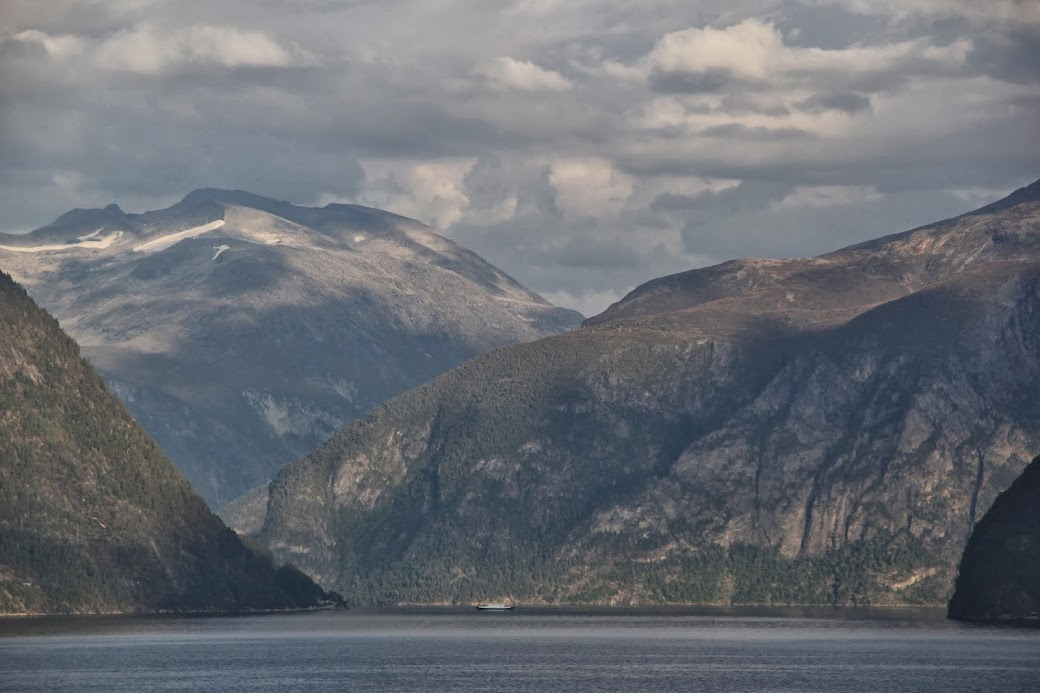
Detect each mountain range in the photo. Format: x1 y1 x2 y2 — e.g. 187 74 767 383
235 179 1040 606
0 190 582 506
0 270 336 614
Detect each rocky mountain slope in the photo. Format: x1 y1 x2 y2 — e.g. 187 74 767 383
0 271 338 614
248 179 1040 606
948 454 1040 622
0 190 582 506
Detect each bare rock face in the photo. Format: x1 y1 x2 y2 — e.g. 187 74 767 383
254 180 1040 606
0 189 582 506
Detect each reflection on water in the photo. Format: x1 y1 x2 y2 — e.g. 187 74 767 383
1 607 1038 692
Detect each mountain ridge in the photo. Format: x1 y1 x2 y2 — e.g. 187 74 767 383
249 179 1040 606
0 190 582 505
589 178 1040 329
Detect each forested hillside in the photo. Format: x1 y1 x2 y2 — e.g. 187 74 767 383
0 271 338 614
948 454 1040 622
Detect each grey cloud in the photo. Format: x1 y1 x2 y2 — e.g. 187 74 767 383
556 236 640 269
678 186 996 261
966 27 1040 84
453 218 694 300
776 4 893 50
698 124 816 140
796 91 872 114
718 94 791 117
687 180 794 213
648 67 738 93
0 35 50 61
2 0 1038 315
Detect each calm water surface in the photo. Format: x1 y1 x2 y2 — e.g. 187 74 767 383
1 606 1038 692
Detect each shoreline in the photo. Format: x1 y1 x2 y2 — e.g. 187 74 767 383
0 602 345 620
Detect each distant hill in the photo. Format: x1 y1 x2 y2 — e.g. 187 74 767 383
250 179 1040 606
948 454 1040 622
0 189 582 506
0 271 338 614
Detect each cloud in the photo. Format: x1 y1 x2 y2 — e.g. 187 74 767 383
98 23 297 73
1 1 1037 315
644 19 973 94
548 158 634 218
647 20 785 84
476 56 572 92
12 29 87 59
350 159 476 229
771 184 881 211
10 22 299 75
555 234 639 269
796 91 872 114
541 288 629 319
806 0 1040 25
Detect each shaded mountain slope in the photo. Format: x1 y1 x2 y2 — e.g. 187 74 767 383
0 271 337 614
0 190 582 505
248 179 1040 606
948 454 1040 622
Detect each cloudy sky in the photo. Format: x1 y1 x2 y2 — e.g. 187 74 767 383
2 0 1038 315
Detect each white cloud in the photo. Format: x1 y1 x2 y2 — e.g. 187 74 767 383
12 23 299 75
644 19 972 90
95 23 296 74
350 159 477 229
477 57 572 92
648 20 785 81
13 29 86 59
629 92 853 141
548 158 634 219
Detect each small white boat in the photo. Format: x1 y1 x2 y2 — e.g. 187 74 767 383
475 602 514 611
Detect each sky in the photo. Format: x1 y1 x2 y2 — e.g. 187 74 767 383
1 1 1038 316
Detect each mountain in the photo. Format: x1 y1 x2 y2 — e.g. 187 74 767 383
0 270 339 614
247 179 1040 606
0 190 582 506
948 454 1040 622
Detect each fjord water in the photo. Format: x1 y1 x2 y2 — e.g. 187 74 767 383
2 608 1037 692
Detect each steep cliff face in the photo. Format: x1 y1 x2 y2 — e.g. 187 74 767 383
257 180 1040 606
948 454 1040 622
0 271 335 614
0 189 581 505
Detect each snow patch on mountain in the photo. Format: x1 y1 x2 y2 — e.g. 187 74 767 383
133 220 225 253
0 230 123 253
